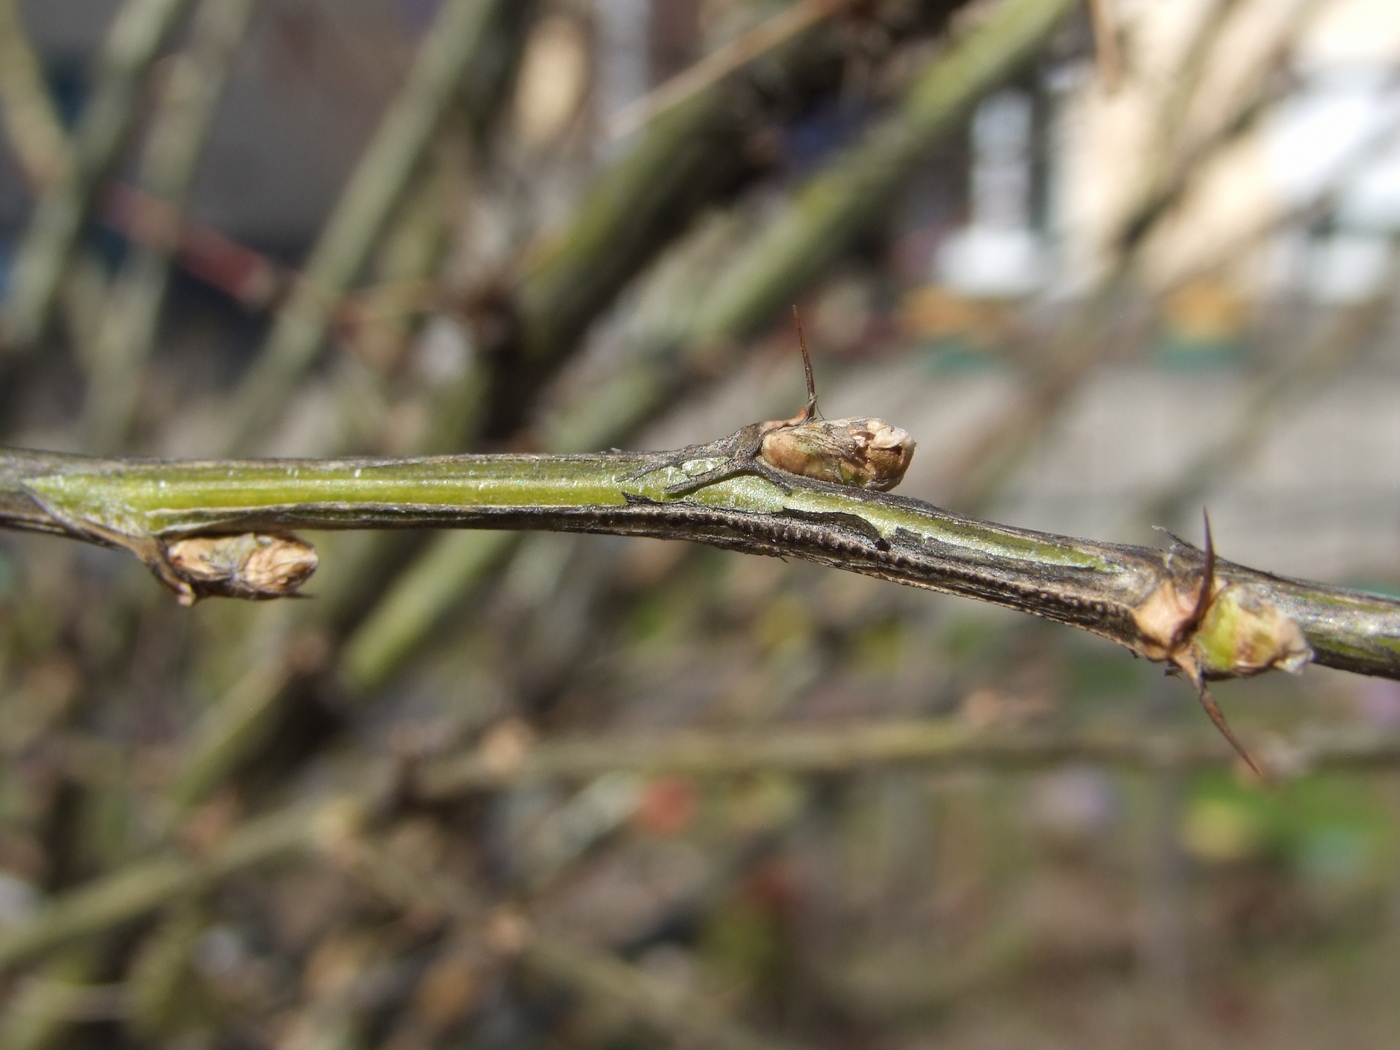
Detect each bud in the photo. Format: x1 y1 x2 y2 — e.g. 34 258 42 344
164 533 318 605
759 417 916 491
1187 583 1313 679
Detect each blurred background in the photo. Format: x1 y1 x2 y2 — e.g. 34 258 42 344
2 0 1400 1046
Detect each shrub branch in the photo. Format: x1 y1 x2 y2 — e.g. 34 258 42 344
2 444 1398 682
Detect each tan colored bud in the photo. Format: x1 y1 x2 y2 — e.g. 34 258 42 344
165 533 318 605
760 417 916 491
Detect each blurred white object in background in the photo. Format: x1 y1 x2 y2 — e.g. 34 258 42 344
938 89 1045 297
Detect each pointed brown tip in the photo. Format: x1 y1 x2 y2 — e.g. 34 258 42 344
792 306 817 421
1195 679 1265 780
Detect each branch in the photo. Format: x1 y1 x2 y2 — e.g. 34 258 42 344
419 722 1400 798
5 719 1400 968
345 841 799 1050
689 0 1077 347
341 0 1085 685
0 0 72 190
2 444 1397 681
213 0 526 453
0 799 337 969
81 0 260 450
606 0 853 141
1 0 195 350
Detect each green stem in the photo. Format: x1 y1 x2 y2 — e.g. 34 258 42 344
4 445 1400 680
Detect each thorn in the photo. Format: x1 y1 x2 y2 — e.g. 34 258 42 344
1194 677 1265 780
792 305 817 421
1195 507 1215 622
1164 511 1264 779
1173 508 1217 649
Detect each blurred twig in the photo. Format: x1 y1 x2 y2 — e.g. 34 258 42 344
475 0 980 444
1132 237 1400 534
348 839 802 1050
82 0 261 452
0 951 112 1050
0 796 348 969
941 7 1328 513
8 720 1400 969
519 931 802 1050
214 0 526 454
689 0 1076 347
165 635 310 814
607 0 854 141
1 0 195 351
0 0 71 191
418 720 1400 796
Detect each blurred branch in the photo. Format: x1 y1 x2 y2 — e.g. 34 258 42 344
347 840 800 1050
0 797 346 969
1 0 195 351
346 144 463 375
607 0 854 141
165 640 307 814
517 931 801 1050
473 0 985 444
480 81 755 443
0 0 71 190
96 184 288 309
0 950 112 1050
81 0 261 451
416 722 1400 796
689 0 1076 347
940 11 1331 513
1116 0 1332 258
9 719 1400 969
1133 237 1400 533
1154 0 1244 153
3 445 1399 679
341 530 515 690
214 0 527 454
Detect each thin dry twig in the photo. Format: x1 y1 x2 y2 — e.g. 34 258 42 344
607 0 854 141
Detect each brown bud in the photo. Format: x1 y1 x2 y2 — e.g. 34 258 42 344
164 533 318 605
760 417 915 491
